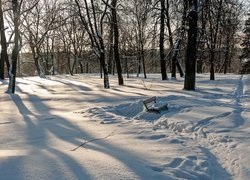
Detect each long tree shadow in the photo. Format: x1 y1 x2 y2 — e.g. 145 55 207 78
9 91 158 179
5 75 242 179
9 94 91 179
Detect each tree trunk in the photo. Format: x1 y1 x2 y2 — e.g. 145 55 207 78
160 0 167 80
75 0 110 88
8 0 19 93
170 0 186 78
165 0 175 78
184 1 198 90
137 56 141 77
223 33 230 74
0 1 9 79
141 48 147 79
209 0 223 80
108 20 114 74
210 50 215 80
100 52 109 89
125 58 129 78
111 0 124 85
67 54 73 76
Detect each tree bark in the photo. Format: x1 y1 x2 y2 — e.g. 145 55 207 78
111 0 124 85
160 0 167 80
8 0 20 93
184 1 198 90
108 21 114 74
0 1 9 79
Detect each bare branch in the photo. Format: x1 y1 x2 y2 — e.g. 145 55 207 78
71 130 116 151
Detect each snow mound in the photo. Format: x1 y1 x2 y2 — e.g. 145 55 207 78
79 98 235 150
79 99 170 123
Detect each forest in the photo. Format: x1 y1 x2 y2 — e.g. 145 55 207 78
0 0 250 92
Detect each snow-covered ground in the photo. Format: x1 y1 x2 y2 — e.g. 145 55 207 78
0 73 249 180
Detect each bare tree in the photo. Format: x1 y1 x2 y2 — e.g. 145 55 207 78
75 0 110 88
22 0 64 77
131 0 152 78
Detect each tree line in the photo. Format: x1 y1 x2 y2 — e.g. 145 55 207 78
0 0 249 93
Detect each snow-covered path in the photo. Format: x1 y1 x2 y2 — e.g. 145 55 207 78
0 74 249 179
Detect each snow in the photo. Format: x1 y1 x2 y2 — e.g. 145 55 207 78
0 73 250 179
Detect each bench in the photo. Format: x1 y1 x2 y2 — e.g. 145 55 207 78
143 96 168 113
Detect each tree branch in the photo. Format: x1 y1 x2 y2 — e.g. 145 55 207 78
71 130 116 151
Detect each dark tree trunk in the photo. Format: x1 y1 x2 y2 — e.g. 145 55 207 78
184 1 198 90
125 58 129 78
208 0 223 80
111 0 123 85
210 50 215 80
160 0 167 80
8 0 20 93
108 20 114 74
142 48 147 79
86 61 89 73
29 31 42 76
100 51 109 88
137 56 141 77
0 1 9 79
67 54 73 76
171 40 181 78
79 61 84 73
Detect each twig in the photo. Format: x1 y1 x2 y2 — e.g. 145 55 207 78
71 130 116 151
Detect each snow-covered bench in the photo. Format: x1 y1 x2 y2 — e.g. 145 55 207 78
143 96 168 113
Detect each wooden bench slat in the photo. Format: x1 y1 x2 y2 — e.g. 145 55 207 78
143 96 156 104
143 96 168 113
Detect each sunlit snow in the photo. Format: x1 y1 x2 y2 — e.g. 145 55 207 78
0 73 249 179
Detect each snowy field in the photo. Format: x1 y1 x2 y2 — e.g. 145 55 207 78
0 73 249 180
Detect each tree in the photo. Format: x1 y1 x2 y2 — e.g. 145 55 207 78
62 12 86 75
184 0 198 90
111 0 124 85
207 0 223 80
131 0 152 79
222 1 241 74
196 0 208 74
0 0 10 79
170 0 185 78
159 0 168 80
75 0 110 88
22 0 64 77
240 12 250 73
7 0 20 93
